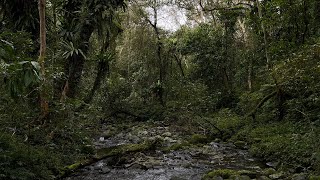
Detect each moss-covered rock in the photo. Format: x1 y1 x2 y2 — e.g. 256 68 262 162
162 141 191 152
309 175 320 180
203 169 239 179
189 134 211 144
203 169 259 180
234 141 247 149
262 168 277 176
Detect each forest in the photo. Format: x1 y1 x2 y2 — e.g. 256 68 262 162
0 0 320 179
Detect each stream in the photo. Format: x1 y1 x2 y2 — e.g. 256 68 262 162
64 121 276 180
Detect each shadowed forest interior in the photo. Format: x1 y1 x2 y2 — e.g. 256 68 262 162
0 0 320 179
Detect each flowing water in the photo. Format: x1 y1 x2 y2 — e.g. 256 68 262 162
65 121 267 180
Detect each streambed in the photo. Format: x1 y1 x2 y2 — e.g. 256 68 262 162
64 122 270 180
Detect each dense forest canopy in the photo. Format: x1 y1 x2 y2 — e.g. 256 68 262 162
0 0 320 179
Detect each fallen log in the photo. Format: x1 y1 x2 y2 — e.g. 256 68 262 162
58 139 161 179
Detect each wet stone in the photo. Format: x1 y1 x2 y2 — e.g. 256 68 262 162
64 122 269 180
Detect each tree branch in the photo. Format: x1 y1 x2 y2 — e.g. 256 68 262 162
199 0 253 12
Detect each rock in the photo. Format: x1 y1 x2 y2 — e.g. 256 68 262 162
99 137 105 142
214 176 224 180
170 176 187 180
162 132 172 137
128 163 146 170
164 137 177 143
239 175 251 180
263 168 276 176
239 170 258 178
189 134 210 144
100 167 111 174
266 162 279 168
309 175 320 180
138 131 148 136
253 138 262 143
88 166 95 171
234 141 247 149
210 142 220 148
291 173 308 180
269 172 286 179
102 130 114 138
230 175 251 180
258 176 271 180
94 162 104 170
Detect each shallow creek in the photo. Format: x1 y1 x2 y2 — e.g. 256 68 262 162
65 122 266 180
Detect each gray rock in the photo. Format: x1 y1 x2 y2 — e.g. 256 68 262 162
258 176 271 180
164 137 177 143
94 162 104 170
89 166 95 171
234 141 247 149
100 167 111 174
138 131 148 136
291 173 308 180
170 176 187 180
162 132 172 137
266 162 279 168
269 172 286 179
212 176 224 180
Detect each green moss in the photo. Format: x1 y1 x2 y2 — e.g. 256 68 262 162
66 162 81 170
263 168 277 176
162 141 191 152
189 134 211 144
203 169 259 179
309 175 320 180
234 141 247 149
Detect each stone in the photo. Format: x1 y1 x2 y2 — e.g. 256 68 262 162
170 177 187 180
239 175 251 180
263 168 276 176
269 172 286 179
239 170 258 178
258 176 271 180
291 173 308 180
234 141 247 149
189 134 210 144
138 131 148 136
309 175 320 180
164 137 177 143
213 176 224 180
266 162 279 168
100 167 111 174
162 132 172 137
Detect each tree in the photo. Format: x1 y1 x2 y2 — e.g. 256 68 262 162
38 0 48 117
59 0 126 100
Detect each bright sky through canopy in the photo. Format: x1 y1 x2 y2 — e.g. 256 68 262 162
155 5 187 31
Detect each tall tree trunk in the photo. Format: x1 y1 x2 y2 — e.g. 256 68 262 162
147 4 165 106
60 24 94 100
173 54 185 77
38 0 49 118
256 0 271 69
248 58 253 92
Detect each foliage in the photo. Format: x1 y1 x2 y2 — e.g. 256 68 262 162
1 0 320 178
0 132 60 180
0 31 40 99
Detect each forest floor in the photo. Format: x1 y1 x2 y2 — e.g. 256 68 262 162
62 119 304 180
